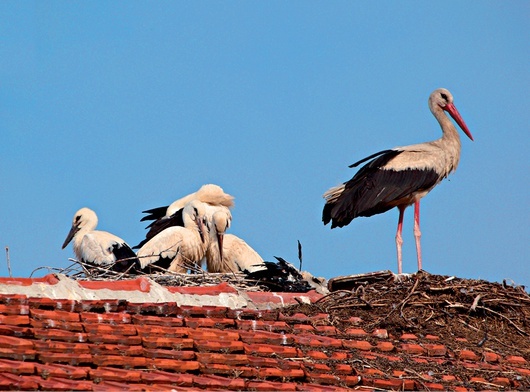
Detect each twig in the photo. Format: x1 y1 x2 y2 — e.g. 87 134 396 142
470 294 482 312
297 240 302 272
399 276 421 315
476 305 528 336
5 246 12 278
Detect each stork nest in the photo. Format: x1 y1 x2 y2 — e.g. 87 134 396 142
285 270 530 360
38 258 314 293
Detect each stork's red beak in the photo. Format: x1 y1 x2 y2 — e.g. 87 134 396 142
443 103 474 141
217 233 224 262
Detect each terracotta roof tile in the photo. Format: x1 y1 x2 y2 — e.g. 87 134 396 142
30 307 80 322
0 373 39 390
80 310 132 324
33 327 88 343
0 314 30 325
89 343 144 356
244 342 299 357
239 329 294 345
0 273 528 391
78 276 151 292
246 379 298 391
142 336 194 349
131 313 184 326
37 352 93 366
136 324 188 337
294 333 343 348
226 307 278 320
154 358 202 372
34 362 90 379
90 366 143 383
0 325 33 339
235 318 290 332
192 374 246 390
506 355 527 365
376 340 396 351
0 303 30 315
33 340 91 354
92 354 149 368
0 358 35 375
194 339 244 353
185 316 235 329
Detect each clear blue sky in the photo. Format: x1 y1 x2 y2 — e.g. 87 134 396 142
1 2 528 288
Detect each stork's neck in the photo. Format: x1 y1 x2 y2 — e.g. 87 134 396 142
206 239 221 264
71 226 90 260
435 109 462 175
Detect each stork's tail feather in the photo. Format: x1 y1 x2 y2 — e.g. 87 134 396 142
322 183 346 226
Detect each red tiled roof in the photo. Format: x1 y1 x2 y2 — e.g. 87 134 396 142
0 273 528 391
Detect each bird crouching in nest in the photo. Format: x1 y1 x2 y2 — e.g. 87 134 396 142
243 257 313 293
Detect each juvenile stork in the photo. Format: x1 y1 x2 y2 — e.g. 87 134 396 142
62 207 139 274
322 88 474 274
136 200 208 273
135 184 234 249
204 210 266 273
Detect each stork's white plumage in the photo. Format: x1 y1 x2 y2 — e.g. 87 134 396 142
323 88 474 274
136 200 208 273
62 207 139 274
135 184 234 249
165 184 234 217
204 210 266 273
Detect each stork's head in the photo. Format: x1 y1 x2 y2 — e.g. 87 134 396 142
62 207 98 249
429 88 474 141
210 209 232 262
182 200 207 243
196 184 235 208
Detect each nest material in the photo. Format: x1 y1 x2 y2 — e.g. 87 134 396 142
48 258 313 292
287 270 530 358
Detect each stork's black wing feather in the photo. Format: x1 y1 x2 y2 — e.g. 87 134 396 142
244 257 312 292
324 149 440 228
109 243 141 274
348 149 396 168
140 206 169 222
140 254 176 273
134 209 185 249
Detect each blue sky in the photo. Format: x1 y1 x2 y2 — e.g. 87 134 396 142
1 2 528 288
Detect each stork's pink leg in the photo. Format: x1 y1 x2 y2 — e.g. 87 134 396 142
413 201 422 271
395 205 406 274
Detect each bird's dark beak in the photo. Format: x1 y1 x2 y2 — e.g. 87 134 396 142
217 232 224 262
444 103 474 141
62 224 79 249
196 216 206 243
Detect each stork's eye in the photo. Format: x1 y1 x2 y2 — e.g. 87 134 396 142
441 93 448 101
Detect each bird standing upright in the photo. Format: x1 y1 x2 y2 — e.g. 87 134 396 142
62 207 140 274
322 88 474 274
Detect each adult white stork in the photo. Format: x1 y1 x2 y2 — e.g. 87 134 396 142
322 88 474 274
136 200 208 273
134 184 234 249
62 207 140 274
204 210 266 273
